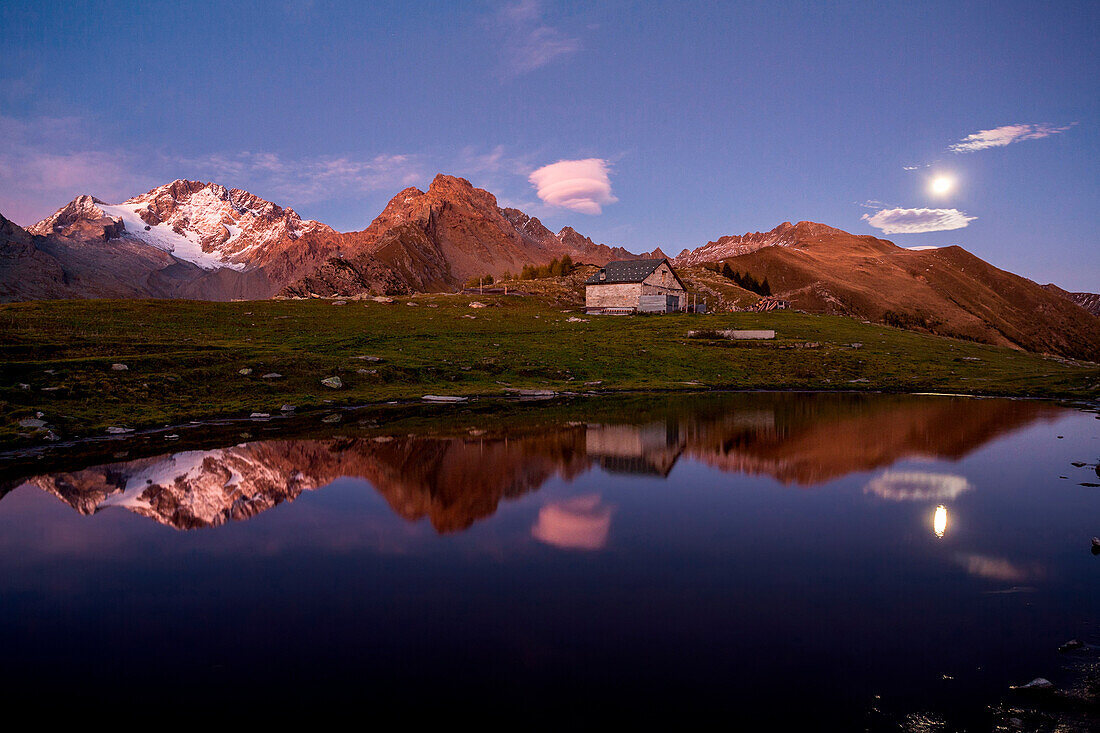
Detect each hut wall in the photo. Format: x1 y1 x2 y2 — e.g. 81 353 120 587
585 282 643 310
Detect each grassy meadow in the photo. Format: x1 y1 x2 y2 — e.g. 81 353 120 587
1 293 1097 445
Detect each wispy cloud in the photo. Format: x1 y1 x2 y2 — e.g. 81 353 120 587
529 158 617 215
0 113 427 224
948 123 1075 153
175 151 424 203
455 144 539 177
492 0 580 77
0 115 155 224
856 199 894 210
861 207 976 235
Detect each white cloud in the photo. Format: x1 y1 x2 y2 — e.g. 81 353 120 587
861 207 976 235
948 123 1074 153
492 0 580 77
529 158 617 215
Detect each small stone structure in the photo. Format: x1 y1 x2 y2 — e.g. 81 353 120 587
585 259 687 315
725 329 775 339
688 329 776 340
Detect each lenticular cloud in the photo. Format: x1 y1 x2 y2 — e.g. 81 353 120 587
861 207 976 235
529 158 617 214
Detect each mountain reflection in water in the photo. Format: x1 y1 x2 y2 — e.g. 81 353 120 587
11 393 1061 531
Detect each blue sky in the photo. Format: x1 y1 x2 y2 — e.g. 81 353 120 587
1 0 1097 289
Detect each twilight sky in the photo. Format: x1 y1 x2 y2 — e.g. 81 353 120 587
1 0 1097 289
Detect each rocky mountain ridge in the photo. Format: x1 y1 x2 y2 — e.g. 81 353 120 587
1042 283 1100 317
284 174 664 297
673 220 874 265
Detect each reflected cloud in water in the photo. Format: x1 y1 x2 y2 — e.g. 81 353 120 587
865 471 973 502
531 495 613 550
957 553 1044 583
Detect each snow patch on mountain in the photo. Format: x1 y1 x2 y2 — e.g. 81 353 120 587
99 203 243 271
117 180 334 269
673 222 802 266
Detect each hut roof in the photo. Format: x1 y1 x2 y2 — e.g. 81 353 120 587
584 258 682 286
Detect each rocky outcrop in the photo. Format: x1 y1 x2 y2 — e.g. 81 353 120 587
280 254 415 298
0 214 70 301
1 210 226 301
120 179 335 264
280 175 664 295
28 194 124 240
555 225 666 264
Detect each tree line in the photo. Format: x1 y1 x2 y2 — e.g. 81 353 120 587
519 255 575 280
709 262 772 296
462 255 578 288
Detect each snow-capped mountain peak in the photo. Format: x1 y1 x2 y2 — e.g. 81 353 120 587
30 180 334 271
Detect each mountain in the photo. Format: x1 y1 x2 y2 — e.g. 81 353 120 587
5 175 655 301
673 221 1100 361
0 208 256 301
1041 283 1100 317
282 174 661 296
28 180 338 271
674 221 823 264
5 180 354 300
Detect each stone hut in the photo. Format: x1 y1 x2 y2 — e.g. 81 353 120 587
584 259 687 314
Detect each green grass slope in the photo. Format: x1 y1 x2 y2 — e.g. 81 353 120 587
1 294 1096 444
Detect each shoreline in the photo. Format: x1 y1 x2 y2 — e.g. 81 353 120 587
3 389 1097 481
4 383 1099 453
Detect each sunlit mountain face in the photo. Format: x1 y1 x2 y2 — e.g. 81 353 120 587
7 393 1061 531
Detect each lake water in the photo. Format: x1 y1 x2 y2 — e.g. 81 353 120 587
1 393 1097 726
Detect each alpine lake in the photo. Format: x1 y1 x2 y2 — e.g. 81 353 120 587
1 391 1098 728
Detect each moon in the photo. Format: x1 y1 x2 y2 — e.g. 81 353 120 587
930 175 955 195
